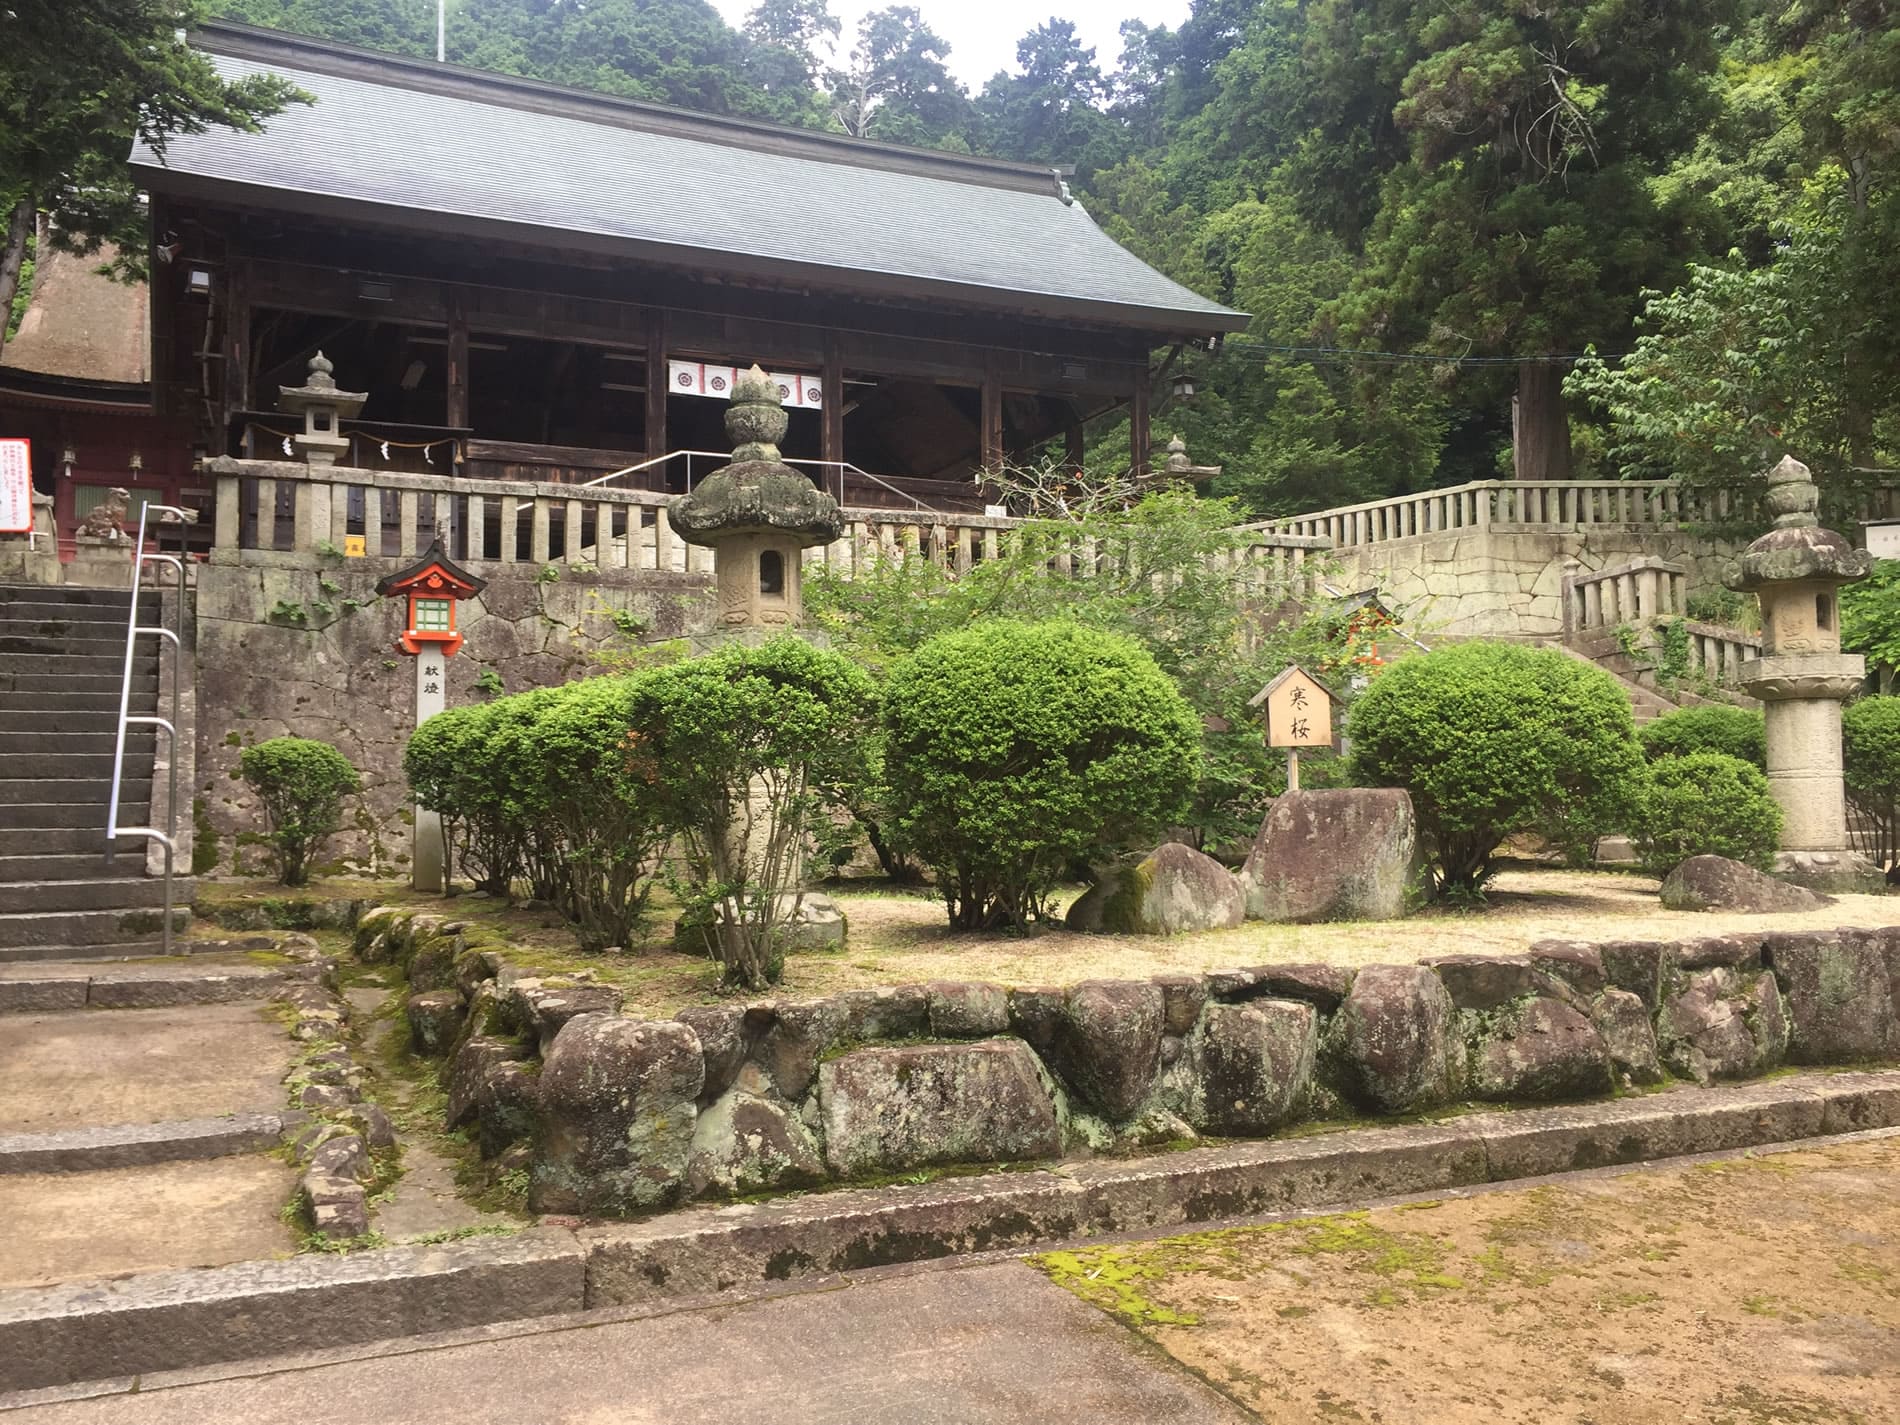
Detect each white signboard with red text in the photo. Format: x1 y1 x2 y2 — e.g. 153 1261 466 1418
0 439 31 534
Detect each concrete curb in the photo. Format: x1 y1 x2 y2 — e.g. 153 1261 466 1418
0 1113 302 1176
0 963 305 1012
2 1069 1896 1395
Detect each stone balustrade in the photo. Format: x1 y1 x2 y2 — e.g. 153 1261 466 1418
1561 555 1762 687
205 456 1331 592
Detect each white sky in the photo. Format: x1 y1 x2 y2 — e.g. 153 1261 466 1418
705 1 1192 89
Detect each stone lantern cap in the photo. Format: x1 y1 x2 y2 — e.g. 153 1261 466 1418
671 365 844 549
1724 456 1872 592
278 350 368 419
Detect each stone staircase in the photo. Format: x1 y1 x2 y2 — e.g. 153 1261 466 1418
0 583 191 961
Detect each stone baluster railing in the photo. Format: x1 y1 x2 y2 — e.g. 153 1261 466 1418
1562 555 1689 634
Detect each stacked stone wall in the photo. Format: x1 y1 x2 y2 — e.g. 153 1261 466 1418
356 910 1900 1219
190 560 711 876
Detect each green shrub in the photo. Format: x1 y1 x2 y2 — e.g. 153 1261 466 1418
1346 642 1643 895
1631 751 1781 875
1845 696 1900 867
625 638 878 988
405 701 522 898
883 620 1202 929
237 737 361 886
1638 705 1767 768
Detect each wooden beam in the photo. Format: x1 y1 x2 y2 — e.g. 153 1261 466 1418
445 294 469 430
645 309 668 468
981 365 1003 473
1130 371 1152 477
822 333 844 470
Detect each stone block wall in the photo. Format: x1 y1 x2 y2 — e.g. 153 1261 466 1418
356 910 1900 1219
1338 528 1742 641
191 557 711 876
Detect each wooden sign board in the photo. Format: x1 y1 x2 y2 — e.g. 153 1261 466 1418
0 439 31 534
1248 664 1334 748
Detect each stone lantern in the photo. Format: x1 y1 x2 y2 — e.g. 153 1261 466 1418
278 351 366 467
671 365 844 630
1725 456 1881 890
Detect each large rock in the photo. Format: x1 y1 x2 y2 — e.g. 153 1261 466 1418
505 980 627 1056
445 1035 529 1129
674 1004 749 1102
1466 997 1612 1102
1660 856 1834 914
927 981 1009 1038
1239 789 1418 923
686 1088 827 1197
1766 931 1897 1063
1188 999 1317 1134
1330 964 1458 1113
748 999 847 1100
1659 968 1786 1084
1067 843 1245 936
531 1015 705 1215
1594 988 1662 1085
1428 956 1575 1013
1049 980 1165 1121
817 1040 1061 1177
477 1060 541 1159
405 991 465 1056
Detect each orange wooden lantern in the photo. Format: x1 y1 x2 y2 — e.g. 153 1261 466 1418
375 542 485 658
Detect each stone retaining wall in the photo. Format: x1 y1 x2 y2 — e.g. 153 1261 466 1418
355 910 1900 1219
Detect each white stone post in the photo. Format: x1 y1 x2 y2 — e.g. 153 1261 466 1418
412 649 448 892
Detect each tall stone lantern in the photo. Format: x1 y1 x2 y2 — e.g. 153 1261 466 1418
671 365 844 630
278 351 366 467
1725 456 1880 890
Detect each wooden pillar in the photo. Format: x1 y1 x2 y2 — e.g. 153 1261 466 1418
1130 372 1152 477
220 258 252 432
645 310 669 472
1065 414 1085 471
980 368 1003 472
822 334 845 481
445 293 469 431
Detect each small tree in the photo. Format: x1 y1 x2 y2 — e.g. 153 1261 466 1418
1845 696 1900 868
1347 642 1644 896
883 620 1202 929
1638 705 1767 769
1631 752 1781 876
238 737 360 886
626 638 877 990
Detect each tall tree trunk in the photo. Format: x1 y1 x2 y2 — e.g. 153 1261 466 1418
0 197 36 365
1512 359 1573 481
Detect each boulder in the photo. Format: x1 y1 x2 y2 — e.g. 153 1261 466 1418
1049 980 1165 1121
307 1134 371 1184
817 1040 1062 1177
1066 842 1245 936
1593 989 1662 1085
343 1102 397 1150
1189 999 1317 1134
1527 941 1607 997
1597 940 1675 1009
1239 789 1419 923
1254 964 1355 1014
748 998 847 1100
1428 956 1574 1013
1330 964 1458 1113
1153 975 1207 1036
837 984 929 1043
405 990 466 1056
1677 936 1763 971
1466 997 1612 1102
1766 931 1897 1063
446 1034 530 1130
686 1088 827 1196
477 1060 541 1159
532 1015 705 1215
1661 856 1834 914
301 1172 369 1239
674 1004 749 1101
927 981 1009 1038
1006 986 1066 1055
1659 968 1784 1084
504 980 626 1055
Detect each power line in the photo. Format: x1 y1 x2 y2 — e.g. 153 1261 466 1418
1219 339 1625 368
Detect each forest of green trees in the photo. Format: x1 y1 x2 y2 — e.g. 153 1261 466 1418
5 1 1896 519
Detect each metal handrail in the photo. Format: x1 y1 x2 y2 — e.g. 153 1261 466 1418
106 505 192 956
581 449 939 513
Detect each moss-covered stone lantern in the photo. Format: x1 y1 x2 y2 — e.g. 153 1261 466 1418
1724 455 1880 890
671 365 844 631
277 351 366 468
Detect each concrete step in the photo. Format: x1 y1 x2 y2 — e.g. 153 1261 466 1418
0 960 309 1013
0 879 175 915
0 651 159 677
0 671 160 695
0 730 155 758
0 853 138 882
0 936 241 964
0 711 152 737
0 829 147 857
0 626 133 653
0 905 191 953
0 691 159 716
0 585 151 611
0 752 159 781
0 1113 296 1173
0 778 153 806
1 806 150 834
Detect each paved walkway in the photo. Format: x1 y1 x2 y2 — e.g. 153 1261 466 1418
5 1262 1251 1424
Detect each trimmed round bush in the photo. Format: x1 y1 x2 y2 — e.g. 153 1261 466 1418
1638 704 1767 768
883 619 1202 929
238 736 361 886
1844 696 1900 867
1631 751 1781 876
1346 641 1643 895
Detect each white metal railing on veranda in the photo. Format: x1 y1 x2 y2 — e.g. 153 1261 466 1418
106 504 191 955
